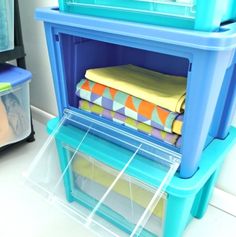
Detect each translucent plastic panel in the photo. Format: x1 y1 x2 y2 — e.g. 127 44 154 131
0 83 31 148
25 109 180 237
70 151 167 237
65 0 196 18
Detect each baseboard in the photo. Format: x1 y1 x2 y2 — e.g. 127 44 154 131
210 187 236 217
30 105 236 217
31 105 56 124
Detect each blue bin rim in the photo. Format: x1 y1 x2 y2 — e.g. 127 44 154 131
0 63 32 93
35 7 236 51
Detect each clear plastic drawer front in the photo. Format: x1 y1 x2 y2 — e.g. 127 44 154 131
0 82 31 148
25 109 180 237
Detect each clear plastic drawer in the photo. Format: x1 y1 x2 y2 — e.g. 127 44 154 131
25 109 180 237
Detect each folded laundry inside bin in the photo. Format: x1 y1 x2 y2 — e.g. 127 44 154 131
74 172 161 236
72 154 165 220
0 98 14 146
85 64 186 113
76 79 183 135
2 93 28 137
79 99 181 147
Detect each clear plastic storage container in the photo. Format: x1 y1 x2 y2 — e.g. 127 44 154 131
0 0 14 52
0 63 31 148
25 109 180 237
58 0 236 31
24 109 236 237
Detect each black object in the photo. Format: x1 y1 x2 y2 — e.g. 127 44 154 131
0 0 35 152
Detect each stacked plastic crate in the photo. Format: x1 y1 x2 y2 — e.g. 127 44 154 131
0 0 33 149
0 0 14 52
26 1 236 237
0 64 32 148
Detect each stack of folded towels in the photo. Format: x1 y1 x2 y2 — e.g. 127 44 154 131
76 64 186 148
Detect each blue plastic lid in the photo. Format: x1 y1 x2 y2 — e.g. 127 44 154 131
0 63 32 93
35 7 236 51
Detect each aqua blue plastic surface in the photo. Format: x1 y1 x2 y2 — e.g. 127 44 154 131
47 116 236 237
46 110 180 237
0 0 14 52
47 117 236 197
58 0 236 32
36 7 236 178
211 55 236 139
0 63 32 92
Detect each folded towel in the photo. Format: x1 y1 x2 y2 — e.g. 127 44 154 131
73 173 160 235
0 98 14 146
79 100 181 147
85 64 186 113
2 93 28 137
76 79 183 135
173 114 184 135
72 154 165 219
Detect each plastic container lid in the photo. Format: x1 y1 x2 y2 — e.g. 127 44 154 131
0 63 32 93
35 7 236 51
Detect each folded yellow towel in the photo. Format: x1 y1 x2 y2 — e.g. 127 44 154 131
173 120 182 135
85 64 186 113
73 155 165 219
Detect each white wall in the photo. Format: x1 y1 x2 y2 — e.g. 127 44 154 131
19 0 58 115
216 115 236 196
18 1 236 197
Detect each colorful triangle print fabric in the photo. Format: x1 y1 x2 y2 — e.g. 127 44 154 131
76 79 183 135
79 100 181 147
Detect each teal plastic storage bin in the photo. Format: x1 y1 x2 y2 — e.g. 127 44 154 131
0 0 14 52
24 110 236 237
58 0 236 31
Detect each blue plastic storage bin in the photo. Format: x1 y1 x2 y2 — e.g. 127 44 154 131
0 0 14 52
0 63 32 148
58 0 236 31
24 110 236 237
35 8 236 178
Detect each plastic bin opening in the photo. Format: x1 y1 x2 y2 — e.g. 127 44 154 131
58 33 189 150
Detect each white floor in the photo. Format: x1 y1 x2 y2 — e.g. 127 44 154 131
0 119 236 237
